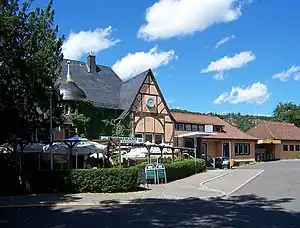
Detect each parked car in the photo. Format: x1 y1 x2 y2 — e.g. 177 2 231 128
214 157 230 169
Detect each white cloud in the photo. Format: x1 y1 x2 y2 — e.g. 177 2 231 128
138 0 242 40
213 82 270 105
272 65 300 82
112 46 177 81
201 51 256 79
215 35 235 49
62 26 120 60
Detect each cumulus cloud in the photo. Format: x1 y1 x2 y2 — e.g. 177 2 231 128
112 46 177 81
201 51 256 80
213 82 270 105
62 27 120 60
215 35 235 49
138 0 242 40
272 65 300 82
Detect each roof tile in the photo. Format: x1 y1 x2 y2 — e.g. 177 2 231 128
171 112 257 140
246 120 300 140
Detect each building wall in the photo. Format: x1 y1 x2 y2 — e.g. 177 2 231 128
274 141 300 159
174 130 255 160
131 73 174 144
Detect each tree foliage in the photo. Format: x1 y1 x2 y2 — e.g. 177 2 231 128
68 99 94 137
273 102 300 127
0 0 64 143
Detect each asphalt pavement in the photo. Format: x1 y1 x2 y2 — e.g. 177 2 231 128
1 161 300 227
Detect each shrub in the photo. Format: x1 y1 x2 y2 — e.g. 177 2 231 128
137 158 206 182
23 166 139 194
165 159 206 182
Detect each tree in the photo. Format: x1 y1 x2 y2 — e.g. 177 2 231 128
0 0 64 144
273 102 300 127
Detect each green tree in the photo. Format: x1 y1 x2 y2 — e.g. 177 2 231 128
0 0 64 144
273 102 300 127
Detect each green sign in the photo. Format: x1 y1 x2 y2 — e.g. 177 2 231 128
156 163 167 183
157 168 165 179
145 164 156 182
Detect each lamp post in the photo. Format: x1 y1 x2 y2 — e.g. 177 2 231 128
49 88 54 170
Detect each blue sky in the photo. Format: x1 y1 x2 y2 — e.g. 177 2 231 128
33 0 300 116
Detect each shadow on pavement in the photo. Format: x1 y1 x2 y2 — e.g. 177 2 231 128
1 194 299 228
0 194 82 206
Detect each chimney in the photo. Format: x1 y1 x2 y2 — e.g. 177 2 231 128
86 51 97 73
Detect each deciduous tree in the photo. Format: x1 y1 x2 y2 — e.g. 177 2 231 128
0 0 64 143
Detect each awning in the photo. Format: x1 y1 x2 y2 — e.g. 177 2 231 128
176 131 217 138
257 139 281 144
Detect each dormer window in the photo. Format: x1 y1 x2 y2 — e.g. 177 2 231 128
213 125 223 132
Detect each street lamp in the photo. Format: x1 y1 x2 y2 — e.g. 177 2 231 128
49 87 54 170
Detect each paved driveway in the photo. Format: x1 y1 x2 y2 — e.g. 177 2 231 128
1 161 300 227
232 160 300 212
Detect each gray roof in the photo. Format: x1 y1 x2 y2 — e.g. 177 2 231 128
60 80 87 101
59 59 150 117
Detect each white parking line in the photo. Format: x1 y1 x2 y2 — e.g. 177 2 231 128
226 169 264 196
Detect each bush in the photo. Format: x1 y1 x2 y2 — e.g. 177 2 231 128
165 159 206 182
23 166 139 194
137 158 206 182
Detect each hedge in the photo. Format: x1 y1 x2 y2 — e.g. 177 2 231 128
22 166 139 194
138 158 206 182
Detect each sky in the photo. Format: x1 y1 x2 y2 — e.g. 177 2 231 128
32 0 300 116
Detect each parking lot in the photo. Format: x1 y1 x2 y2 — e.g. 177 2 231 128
1 160 300 227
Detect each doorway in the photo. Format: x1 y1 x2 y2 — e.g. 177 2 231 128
222 143 230 158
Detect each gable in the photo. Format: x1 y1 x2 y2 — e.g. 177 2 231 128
131 73 168 115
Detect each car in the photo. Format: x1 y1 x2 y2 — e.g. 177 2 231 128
214 157 230 169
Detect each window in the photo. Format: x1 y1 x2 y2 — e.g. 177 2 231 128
154 134 163 144
145 134 153 143
201 143 207 153
65 128 70 138
184 138 194 148
283 145 288 151
235 143 250 155
198 125 204 132
178 124 184 131
213 125 222 132
296 145 300 151
134 133 143 139
192 125 198 131
185 124 191 131
289 145 295 151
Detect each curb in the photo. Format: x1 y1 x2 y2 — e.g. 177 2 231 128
197 170 237 198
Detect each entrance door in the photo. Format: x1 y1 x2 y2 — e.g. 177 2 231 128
222 143 230 158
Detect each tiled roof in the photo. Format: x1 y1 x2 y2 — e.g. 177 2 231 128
171 112 258 140
59 59 150 115
246 120 300 141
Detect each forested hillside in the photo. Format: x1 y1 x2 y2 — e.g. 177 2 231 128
170 102 300 132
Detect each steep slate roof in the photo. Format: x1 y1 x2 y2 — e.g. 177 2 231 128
59 59 150 115
171 112 258 140
246 120 300 141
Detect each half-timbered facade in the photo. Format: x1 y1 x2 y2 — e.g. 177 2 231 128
57 53 257 161
130 71 174 144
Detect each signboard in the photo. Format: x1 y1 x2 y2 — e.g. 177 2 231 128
100 136 143 144
156 163 167 184
145 163 156 184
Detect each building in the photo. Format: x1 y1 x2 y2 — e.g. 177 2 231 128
172 112 257 161
246 120 300 159
57 53 257 161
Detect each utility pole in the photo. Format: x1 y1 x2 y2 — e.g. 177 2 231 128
49 89 53 170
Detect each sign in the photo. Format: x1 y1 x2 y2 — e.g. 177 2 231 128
156 163 167 184
145 163 156 184
100 136 143 144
